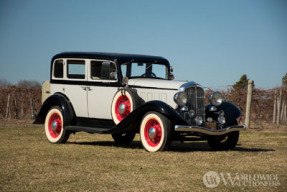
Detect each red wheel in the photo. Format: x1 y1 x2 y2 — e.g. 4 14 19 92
114 95 131 121
45 106 70 144
140 112 172 152
111 90 139 124
144 118 162 147
48 113 62 138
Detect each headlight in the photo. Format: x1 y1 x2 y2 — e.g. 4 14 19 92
174 91 187 107
209 91 223 106
195 116 203 125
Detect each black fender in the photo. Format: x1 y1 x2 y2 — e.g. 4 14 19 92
110 100 187 134
205 101 241 125
33 93 76 126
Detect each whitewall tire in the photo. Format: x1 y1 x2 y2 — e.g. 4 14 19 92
44 106 70 144
111 89 138 124
140 112 172 152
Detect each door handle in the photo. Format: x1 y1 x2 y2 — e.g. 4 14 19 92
82 86 87 91
87 87 92 91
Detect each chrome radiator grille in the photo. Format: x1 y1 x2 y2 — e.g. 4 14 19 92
185 86 205 124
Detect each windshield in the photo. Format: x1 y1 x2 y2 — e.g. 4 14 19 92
120 62 168 79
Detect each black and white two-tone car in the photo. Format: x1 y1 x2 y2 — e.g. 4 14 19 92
34 52 245 152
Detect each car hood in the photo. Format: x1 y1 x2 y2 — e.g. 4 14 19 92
128 78 188 90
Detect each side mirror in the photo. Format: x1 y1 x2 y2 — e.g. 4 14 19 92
169 73 175 80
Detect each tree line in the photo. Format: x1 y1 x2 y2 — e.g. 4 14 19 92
0 79 42 119
0 77 286 125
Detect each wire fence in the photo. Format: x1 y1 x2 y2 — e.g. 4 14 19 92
0 87 41 119
0 86 286 125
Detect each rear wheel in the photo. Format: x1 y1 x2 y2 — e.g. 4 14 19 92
140 112 172 152
44 106 70 144
207 121 239 151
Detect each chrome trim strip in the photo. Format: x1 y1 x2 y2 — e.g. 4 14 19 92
179 81 200 91
175 125 246 136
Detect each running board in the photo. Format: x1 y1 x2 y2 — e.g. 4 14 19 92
65 126 114 134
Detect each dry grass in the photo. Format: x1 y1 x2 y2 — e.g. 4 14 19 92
0 121 286 191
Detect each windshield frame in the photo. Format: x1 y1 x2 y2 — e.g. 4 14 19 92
119 60 170 80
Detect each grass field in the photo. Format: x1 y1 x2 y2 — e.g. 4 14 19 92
0 121 286 191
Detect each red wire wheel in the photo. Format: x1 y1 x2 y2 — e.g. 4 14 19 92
112 90 137 124
114 95 131 121
140 112 172 152
44 107 70 144
144 118 162 147
48 113 62 138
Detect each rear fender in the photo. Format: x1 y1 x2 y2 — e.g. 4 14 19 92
33 93 76 126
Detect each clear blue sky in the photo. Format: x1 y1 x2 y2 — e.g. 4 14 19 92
0 0 286 89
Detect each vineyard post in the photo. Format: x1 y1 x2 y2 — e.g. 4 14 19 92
245 80 254 129
273 90 277 124
5 93 11 119
283 102 287 122
276 89 282 125
30 97 34 119
280 99 286 121
21 90 24 118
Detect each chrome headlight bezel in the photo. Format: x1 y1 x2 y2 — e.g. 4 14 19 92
174 91 187 107
209 91 223 106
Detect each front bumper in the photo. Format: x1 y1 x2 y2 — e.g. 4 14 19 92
175 124 246 136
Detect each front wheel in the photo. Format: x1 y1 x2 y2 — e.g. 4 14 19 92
140 112 172 152
207 121 239 151
44 106 70 144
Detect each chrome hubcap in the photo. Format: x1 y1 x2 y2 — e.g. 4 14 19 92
118 103 126 114
52 121 58 131
148 127 156 139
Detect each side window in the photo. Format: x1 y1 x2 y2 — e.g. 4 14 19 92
67 60 85 79
53 60 64 78
91 61 117 81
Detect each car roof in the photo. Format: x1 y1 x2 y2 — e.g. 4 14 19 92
52 52 170 65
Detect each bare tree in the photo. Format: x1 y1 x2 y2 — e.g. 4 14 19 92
0 79 12 88
17 80 41 89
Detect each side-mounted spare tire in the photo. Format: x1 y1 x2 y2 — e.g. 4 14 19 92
111 89 141 124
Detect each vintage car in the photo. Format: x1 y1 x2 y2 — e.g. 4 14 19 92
34 52 245 152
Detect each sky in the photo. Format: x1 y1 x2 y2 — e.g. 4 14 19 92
0 0 286 90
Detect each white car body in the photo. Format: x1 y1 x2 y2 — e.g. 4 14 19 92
35 52 245 152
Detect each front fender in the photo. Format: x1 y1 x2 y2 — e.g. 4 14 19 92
111 100 187 134
33 93 76 126
205 101 241 125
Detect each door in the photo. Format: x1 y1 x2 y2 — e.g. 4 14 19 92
64 59 89 117
87 60 118 119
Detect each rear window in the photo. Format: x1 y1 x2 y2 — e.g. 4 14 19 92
67 60 85 79
53 60 64 78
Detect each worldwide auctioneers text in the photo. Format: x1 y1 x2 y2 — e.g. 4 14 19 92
203 171 283 189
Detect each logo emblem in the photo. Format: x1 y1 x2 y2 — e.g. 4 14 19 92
203 171 220 188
